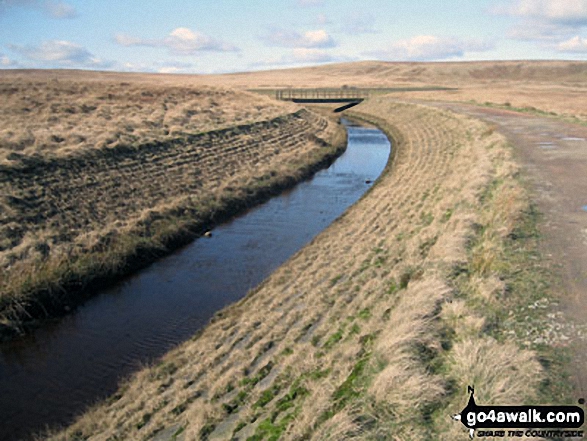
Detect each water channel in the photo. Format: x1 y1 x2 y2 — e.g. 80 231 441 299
0 118 391 440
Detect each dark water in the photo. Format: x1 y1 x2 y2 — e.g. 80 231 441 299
0 119 390 441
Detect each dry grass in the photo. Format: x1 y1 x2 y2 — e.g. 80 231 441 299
0 73 299 162
0 72 346 336
183 59 587 88
393 84 587 124
197 60 587 123
45 97 549 440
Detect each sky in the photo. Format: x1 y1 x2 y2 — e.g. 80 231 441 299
1 0 587 74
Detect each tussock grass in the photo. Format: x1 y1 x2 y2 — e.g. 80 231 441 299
0 77 346 337
0 74 298 162
46 98 565 441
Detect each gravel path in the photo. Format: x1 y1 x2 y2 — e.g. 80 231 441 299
423 102 587 398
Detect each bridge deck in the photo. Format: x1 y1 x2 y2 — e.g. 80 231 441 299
291 98 365 104
275 88 369 102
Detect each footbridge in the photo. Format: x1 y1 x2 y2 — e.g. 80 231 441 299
275 88 369 112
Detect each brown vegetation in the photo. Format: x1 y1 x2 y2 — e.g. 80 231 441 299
202 60 587 122
4 62 582 439
47 98 550 440
0 74 298 162
0 73 345 337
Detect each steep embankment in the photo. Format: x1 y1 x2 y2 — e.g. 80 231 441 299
49 98 561 440
0 80 345 337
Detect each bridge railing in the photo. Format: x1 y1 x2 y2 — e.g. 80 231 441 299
275 88 369 101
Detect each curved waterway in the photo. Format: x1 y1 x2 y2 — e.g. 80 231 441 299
0 119 391 441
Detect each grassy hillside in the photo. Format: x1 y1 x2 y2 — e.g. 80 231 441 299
209 60 587 123
208 60 587 88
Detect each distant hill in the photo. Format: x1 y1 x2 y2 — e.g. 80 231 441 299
202 60 587 88
3 60 586 89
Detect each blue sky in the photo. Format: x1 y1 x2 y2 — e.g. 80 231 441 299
1 0 586 73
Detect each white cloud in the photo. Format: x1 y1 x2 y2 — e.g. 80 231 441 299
263 28 337 48
495 0 587 25
154 60 197 74
557 35 587 52
115 27 239 55
494 0 587 48
0 53 19 68
369 35 493 61
119 62 156 73
302 30 335 47
0 0 77 18
164 27 238 53
8 40 111 68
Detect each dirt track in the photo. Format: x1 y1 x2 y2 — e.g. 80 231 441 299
422 102 587 398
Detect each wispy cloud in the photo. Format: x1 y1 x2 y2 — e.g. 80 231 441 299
556 35 587 52
115 27 239 55
291 48 344 62
507 20 579 41
154 60 198 74
249 50 353 70
0 53 19 68
493 0 587 48
368 35 493 61
0 0 37 12
44 1 77 18
342 13 377 35
316 13 331 25
0 0 77 18
262 28 337 48
493 0 587 25
8 40 111 68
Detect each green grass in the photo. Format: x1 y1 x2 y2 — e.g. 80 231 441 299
449 180 573 407
322 327 345 350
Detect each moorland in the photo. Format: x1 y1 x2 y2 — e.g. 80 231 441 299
1 60 586 440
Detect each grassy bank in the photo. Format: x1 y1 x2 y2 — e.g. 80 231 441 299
0 102 346 339
46 98 570 441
